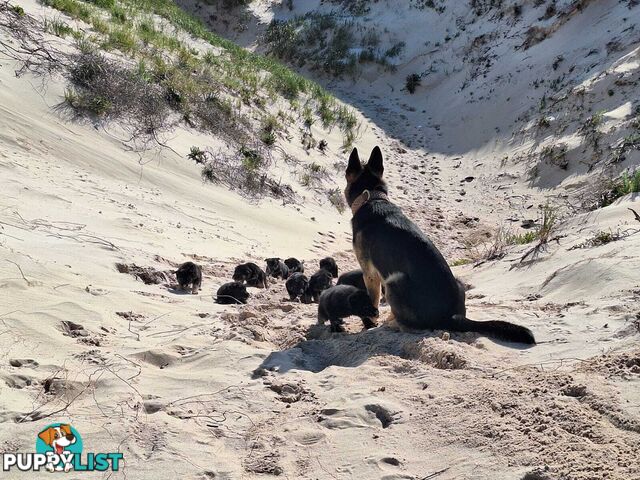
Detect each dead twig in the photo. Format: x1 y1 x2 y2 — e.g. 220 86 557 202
421 468 450 479
5 259 33 286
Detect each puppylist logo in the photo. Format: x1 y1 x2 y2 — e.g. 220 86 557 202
2 423 123 473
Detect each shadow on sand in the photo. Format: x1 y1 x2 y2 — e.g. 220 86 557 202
255 323 534 375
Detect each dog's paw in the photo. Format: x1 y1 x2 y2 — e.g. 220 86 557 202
383 312 401 331
330 323 346 333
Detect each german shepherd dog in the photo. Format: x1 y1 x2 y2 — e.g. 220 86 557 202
344 147 535 344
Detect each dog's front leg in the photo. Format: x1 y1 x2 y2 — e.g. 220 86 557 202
362 270 382 310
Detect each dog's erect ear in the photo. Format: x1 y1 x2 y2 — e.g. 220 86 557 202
346 148 362 182
367 146 384 177
38 427 55 446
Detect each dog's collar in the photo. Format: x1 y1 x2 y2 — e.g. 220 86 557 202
350 189 388 215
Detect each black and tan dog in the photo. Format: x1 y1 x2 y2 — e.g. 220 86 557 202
318 285 379 332
284 257 304 274
176 261 202 294
344 146 535 344
285 272 310 302
232 262 269 289
216 281 250 304
265 258 290 280
306 269 333 303
319 257 338 278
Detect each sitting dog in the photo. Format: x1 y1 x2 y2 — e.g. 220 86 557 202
305 269 333 303
38 424 76 472
344 146 535 344
175 261 202 294
318 285 379 332
319 257 338 278
284 257 304 274
216 282 250 304
285 272 310 302
232 262 268 288
265 258 290 280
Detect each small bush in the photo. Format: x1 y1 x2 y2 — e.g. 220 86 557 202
86 0 114 8
11 4 25 16
406 73 421 94
450 258 471 267
537 203 558 244
199 144 294 202
327 188 346 213
187 146 208 164
507 231 538 245
540 144 568 170
44 18 74 37
385 41 406 58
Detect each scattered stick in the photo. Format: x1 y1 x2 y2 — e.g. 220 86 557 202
5 259 33 286
421 467 450 479
628 207 640 223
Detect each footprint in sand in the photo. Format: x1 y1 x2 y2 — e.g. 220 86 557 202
58 320 89 338
291 430 326 446
9 358 39 368
131 349 179 369
1 373 34 389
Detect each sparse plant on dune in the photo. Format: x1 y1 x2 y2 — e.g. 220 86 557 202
405 73 421 94
187 146 208 164
327 188 346 213
199 144 296 203
540 143 568 170
517 203 560 264
598 169 640 207
43 17 73 37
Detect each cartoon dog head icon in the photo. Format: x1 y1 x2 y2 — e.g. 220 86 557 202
38 424 76 455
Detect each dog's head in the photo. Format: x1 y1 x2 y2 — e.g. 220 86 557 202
38 425 76 455
232 264 250 282
348 290 379 318
265 258 281 275
344 146 387 207
319 257 338 278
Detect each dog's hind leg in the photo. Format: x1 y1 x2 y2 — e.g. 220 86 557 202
383 272 417 331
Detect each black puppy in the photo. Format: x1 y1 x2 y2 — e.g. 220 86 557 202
318 285 379 332
305 269 333 302
338 269 387 301
265 258 290 280
176 261 202 294
232 262 268 288
284 257 304 274
319 257 338 278
285 272 309 302
216 282 249 304
337 269 366 291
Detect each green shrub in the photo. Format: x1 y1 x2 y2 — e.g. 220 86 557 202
187 146 207 164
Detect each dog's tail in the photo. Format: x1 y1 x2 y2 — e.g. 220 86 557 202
450 315 535 344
